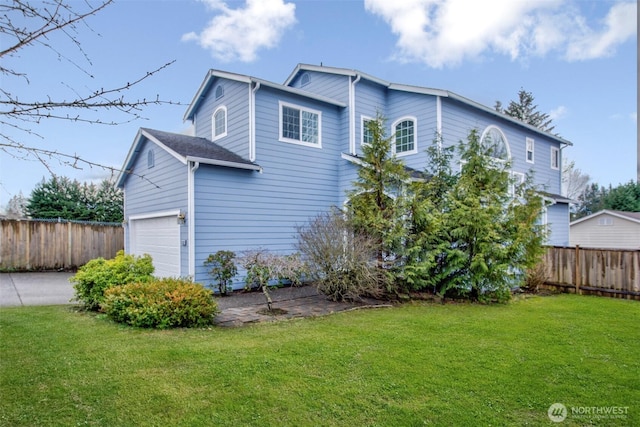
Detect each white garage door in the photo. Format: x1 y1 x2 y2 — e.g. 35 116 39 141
130 213 180 278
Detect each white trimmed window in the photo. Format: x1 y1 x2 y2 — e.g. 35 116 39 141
480 125 510 161
526 137 534 164
212 106 227 141
551 147 560 170
361 116 374 146
511 171 525 196
279 101 321 148
392 117 417 155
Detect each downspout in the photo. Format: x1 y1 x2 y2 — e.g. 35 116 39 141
249 81 261 162
188 161 200 278
349 74 361 154
436 96 442 148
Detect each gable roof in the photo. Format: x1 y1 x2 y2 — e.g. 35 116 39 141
116 128 261 187
183 69 347 122
570 209 640 226
285 63 573 147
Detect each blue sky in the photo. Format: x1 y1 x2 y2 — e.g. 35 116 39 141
1 0 637 207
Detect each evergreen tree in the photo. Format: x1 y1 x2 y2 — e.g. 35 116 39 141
402 133 456 291
346 113 410 288
439 129 546 301
4 191 28 218
26 176 123 222
496 88 555 133
575 180 640 219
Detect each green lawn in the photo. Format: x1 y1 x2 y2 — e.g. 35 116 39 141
1 295 638 426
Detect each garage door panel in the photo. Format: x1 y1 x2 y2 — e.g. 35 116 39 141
130 214 180 278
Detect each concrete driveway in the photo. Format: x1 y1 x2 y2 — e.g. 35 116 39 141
0 272 76 307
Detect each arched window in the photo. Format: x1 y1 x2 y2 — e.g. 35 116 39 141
392 117 417 155
480 125 510 161
212 106 227 141
300 73 310 87
214 84 224 100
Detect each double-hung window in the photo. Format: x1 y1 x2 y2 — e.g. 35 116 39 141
361 116 374 146
526 137 534 163
279 102 321 147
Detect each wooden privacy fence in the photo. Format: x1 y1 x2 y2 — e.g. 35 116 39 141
0 219 124 271
542 246 640 300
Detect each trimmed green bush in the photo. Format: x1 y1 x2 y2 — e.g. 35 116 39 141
102 278 218 329
70 250 154 310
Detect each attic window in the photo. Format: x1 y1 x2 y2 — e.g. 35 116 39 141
597 217 613 226
480 125 510 161
215 85 224 100
300 73 311 87
147 149 155 168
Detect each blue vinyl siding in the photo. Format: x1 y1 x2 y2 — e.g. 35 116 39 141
194 78 250 159
291 71 350 105
192 86 345 286
122 139 189 275
440 98 562 194
547 203 570 246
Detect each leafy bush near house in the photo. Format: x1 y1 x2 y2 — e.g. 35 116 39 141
70 250 154 310
203 250 237 295
102 278 218 329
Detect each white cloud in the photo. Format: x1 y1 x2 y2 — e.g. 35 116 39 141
549 105 568 121
182 0 296 62
364 0 637 68
565 2 638 61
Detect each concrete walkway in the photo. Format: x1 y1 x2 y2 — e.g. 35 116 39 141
0 272 76 307
0 272 391 326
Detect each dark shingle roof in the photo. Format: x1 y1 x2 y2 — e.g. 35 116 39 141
141 128 257 167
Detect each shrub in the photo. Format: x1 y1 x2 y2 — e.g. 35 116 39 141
203 250 237 295
523 262 548 293
296 209 383 301
70 250 154 310
102 278 218 329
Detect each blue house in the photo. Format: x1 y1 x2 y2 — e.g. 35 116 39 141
116 64 572 284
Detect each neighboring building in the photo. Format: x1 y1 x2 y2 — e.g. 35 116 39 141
116 64 572 284
570 210 640 249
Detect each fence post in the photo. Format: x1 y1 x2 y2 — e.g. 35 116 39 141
67 221 73 269
574 245 581 295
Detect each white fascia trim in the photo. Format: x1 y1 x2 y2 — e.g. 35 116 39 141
257 77 346 107
389 83 448 97
570 209 640 226
141 129 188 165
116 129 144 187
116 128 187 188
341 152 366 166
129 209 182 221
184 70 252 121
185 156 262 172
446 91 573 146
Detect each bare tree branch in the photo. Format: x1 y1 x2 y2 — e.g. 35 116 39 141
0 0 179 185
